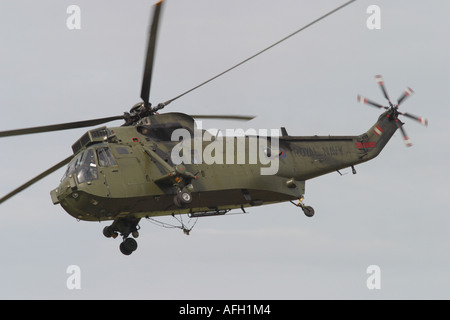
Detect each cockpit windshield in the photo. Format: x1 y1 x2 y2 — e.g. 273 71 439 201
61 152 83 182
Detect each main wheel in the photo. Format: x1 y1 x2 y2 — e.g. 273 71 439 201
177 191 192 204
174 191 192 207
103 226 113 238
119 238 138 255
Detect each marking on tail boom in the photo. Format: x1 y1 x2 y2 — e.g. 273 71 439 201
374 126 383 136
355 142 376 149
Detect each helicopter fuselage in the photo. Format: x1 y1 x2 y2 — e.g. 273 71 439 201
51 110 399 222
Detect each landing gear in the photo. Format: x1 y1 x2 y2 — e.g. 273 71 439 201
302 205 315 218
290 195 315 218
103 217 141 256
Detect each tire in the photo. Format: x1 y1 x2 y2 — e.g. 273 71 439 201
119 242 132 255
303 206 315 218
173 194 182 207
177 191 192 204
103 226 113 238
120 238 138 255
123 238 138 251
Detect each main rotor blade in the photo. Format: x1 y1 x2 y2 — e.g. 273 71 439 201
140 0 164 108
0 115 125 138
0 155 74 204
161 0 358 107
190 114 256 121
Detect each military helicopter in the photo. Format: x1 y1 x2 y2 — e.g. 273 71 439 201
0 0 427 255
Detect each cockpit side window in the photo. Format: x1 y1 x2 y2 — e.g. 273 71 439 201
83 149 96 166
76 152 85 168
97 147 116 167
77 149 98 184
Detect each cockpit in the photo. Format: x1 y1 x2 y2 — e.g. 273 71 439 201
62 146 116 184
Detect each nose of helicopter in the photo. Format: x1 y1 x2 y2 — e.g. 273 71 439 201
50 175 94 221
50 173 77 206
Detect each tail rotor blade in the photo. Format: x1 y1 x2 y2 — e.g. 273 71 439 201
360 75 426 147
375 75 392 105
399 111 428 126
395 120 412 147
397 87 414 107
357 95 388 109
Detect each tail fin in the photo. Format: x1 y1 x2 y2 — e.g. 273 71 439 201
357 110 399 162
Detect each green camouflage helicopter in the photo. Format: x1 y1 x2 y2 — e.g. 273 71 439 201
0 0 427 255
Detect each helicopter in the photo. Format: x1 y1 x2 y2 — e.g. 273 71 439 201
0 0 427 255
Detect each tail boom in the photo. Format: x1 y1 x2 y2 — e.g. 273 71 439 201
282 110 398 181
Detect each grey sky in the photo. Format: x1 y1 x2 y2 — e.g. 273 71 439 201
0 0 449 299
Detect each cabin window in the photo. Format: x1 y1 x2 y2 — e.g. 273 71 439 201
97 147 116 167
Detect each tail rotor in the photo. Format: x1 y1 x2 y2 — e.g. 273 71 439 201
357 75 428 147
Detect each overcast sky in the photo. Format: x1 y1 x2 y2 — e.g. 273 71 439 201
0 0 449 299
